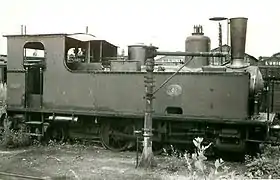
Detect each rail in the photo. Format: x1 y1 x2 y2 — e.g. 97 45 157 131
0 171 50 180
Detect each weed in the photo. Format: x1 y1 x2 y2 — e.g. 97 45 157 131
245 145 280 179
0 120 31 148
162 137 245 180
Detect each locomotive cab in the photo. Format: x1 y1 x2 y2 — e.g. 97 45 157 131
3 32 119 110
65 33 118 71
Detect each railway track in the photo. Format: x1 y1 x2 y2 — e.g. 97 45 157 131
0 171 51 180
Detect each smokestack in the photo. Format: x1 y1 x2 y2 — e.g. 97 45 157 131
229 17 249 68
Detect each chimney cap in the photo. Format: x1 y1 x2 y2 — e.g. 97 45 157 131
209 17 228 21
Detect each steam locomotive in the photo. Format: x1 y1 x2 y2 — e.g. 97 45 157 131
0 17 280 156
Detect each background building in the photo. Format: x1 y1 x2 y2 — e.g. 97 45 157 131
210 44 259 66
155 55 184 66
258 52 280 66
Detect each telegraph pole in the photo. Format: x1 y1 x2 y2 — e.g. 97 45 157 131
136 45 225 169
209 17 228 64
138 45 157 169
218 22 223 64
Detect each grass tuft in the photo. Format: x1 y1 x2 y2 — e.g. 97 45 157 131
161 137 246 180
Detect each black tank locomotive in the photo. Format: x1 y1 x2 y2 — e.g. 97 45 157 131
0 17 279 156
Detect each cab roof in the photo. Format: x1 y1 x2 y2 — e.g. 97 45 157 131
3 33 119 47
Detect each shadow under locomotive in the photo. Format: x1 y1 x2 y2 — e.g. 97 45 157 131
0 17 280 158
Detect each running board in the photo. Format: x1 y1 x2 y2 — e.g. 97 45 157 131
25 121 43 125
48 115 78 122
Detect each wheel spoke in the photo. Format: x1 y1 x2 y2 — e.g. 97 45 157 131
48 126 65 143
100 123 132 151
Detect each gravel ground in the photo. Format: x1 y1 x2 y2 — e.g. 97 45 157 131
0 144 169 180
0 143 249 180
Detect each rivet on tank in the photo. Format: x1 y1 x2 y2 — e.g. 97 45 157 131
185 25 211 68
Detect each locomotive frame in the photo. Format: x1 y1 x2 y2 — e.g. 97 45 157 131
1 17 280 157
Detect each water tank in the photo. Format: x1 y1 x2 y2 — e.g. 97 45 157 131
127 44 147 66
185 25 211 68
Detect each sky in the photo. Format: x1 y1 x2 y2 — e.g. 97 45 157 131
0 0 279 58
